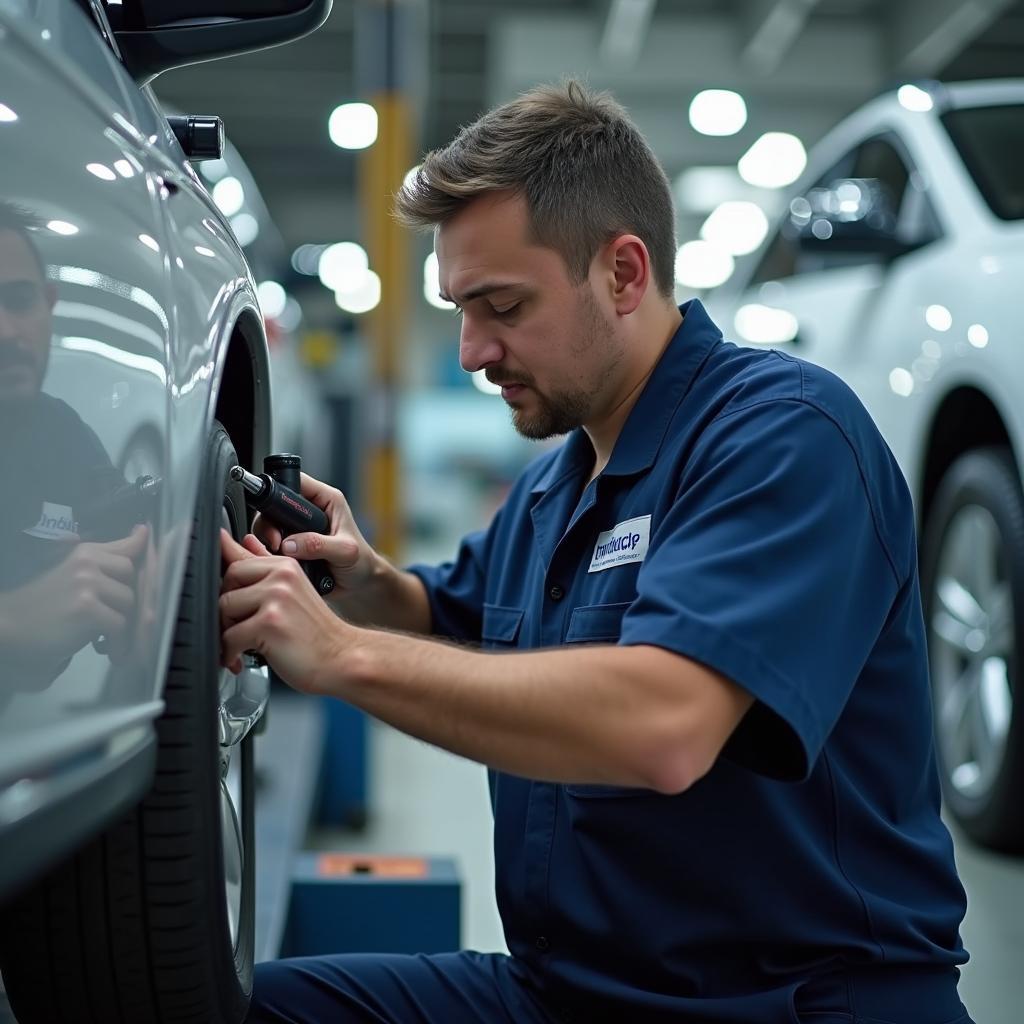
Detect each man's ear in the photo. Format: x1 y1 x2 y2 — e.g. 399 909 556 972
603 234 650 316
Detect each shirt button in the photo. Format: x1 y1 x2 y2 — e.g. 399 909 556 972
548 584 564 601
535 935 550 952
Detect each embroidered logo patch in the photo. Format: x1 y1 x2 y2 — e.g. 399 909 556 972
24 501 79 540
588 515 651 573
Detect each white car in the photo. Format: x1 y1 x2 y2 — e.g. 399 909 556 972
0 3 329 1023
707 79 1024 852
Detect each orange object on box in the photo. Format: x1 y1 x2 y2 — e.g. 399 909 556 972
317 854 429 879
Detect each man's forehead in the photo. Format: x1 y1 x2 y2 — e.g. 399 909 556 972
0 229 44 284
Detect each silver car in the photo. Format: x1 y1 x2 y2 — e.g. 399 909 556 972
0 2 329 1022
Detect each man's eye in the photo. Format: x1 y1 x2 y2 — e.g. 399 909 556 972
450 305 463 319
494 303 521 318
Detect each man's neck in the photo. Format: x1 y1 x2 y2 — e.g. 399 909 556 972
583 303 683 480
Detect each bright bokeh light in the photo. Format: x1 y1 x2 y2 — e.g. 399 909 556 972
734 304 799 345
925 304 953 332
138 234 160 253
212 176 245 217
472 369 502 395
889 367 914 397
700 201 769 256
47 220 79 236
291 243 328 276
230 213 259 247
897 84 934 113
0 103 18 122
674 241 735 290
738 133 807 189
278 297 303 333
968 323 989 349
318 242 369 291
335 270 381 314
329 103 378 150
689 90 747 137
199 158 229 182
423 252 456 310
113 159 136 178
86 163 116 181
257 280 287 320
674 166 746 214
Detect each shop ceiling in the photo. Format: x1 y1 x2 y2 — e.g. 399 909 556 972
156 0 1024 261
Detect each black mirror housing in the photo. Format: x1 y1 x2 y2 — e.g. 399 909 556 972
112 1 333 86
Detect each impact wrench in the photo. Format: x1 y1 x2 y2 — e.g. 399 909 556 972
230 455 336 596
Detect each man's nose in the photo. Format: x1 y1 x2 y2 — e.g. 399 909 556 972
0 304 19 339
458 319 505 374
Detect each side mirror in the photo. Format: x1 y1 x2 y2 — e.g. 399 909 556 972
107 1 333 86
791 178 918 259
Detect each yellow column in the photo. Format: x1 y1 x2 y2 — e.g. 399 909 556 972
357 3 415 559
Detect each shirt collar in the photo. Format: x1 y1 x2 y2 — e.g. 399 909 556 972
530 299 722 494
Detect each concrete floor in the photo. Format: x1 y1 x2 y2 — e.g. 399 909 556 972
310 718 1024 1024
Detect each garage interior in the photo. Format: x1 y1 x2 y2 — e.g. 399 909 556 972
3 0 1024 1021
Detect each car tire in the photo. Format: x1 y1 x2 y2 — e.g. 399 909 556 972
920 445 1024 851
0 420 256 1023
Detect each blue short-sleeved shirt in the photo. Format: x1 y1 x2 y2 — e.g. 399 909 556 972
409 300 968 1022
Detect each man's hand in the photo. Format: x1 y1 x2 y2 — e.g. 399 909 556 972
251 472 379 600
219 530 356 693
0 524 147 667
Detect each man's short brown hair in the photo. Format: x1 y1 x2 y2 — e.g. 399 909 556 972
394 80 677 298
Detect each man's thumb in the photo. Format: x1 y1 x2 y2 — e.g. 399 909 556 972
283 532 358 567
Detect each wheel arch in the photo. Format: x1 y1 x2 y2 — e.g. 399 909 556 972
918 386 1017 535
213 307 272 479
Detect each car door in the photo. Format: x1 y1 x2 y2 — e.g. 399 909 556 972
0 0 174 832
719 134 942 459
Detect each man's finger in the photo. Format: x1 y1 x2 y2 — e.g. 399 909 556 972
281 531 358 567
219 585 265 630
104 524 149 557
298 472 340 512
221 620 264 670
243 533 271 557
221 528 257 565
220 553 278 594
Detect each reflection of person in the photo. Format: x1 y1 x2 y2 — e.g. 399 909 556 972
225 85 972 1024
0 201 146 677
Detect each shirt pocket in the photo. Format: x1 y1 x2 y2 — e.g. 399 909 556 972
481 603 524 648
563 601 644 798
563 601 631 644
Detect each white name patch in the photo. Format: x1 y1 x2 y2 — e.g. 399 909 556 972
24 501 79 540
588 515 651 573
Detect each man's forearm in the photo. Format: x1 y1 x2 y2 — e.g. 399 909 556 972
329 556 432 635
324 630 750 793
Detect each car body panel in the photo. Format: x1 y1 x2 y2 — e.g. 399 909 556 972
0 0 270 898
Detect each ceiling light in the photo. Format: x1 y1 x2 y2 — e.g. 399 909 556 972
967 324 989 349
335 270 381 314
674 166 745 214
674 241 735 290
328 103 378 150
318 241 369 291
86 163 117 181
230 213 259 247
689 90 747 137
113 158 136 178
423 252 456 310
278 297 303 333
897 84 934 113
212 176 244 217
889 367 914 397
734 304 799 345
700 201 769 256
925 304 952 332
257 281 287 320
199 158 229 182
0 103 18 122
138 234 160 252
194 245 216 258
47 220 79 236
472 370 502 395
738 132 807 189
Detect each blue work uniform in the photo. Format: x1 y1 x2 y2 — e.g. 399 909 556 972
249 300 971 1024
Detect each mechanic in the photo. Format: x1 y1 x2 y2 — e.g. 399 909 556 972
223 82 973 1024
0 200 145 679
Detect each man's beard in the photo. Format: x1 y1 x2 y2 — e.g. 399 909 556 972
509 289 619 441
0 343 44 405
